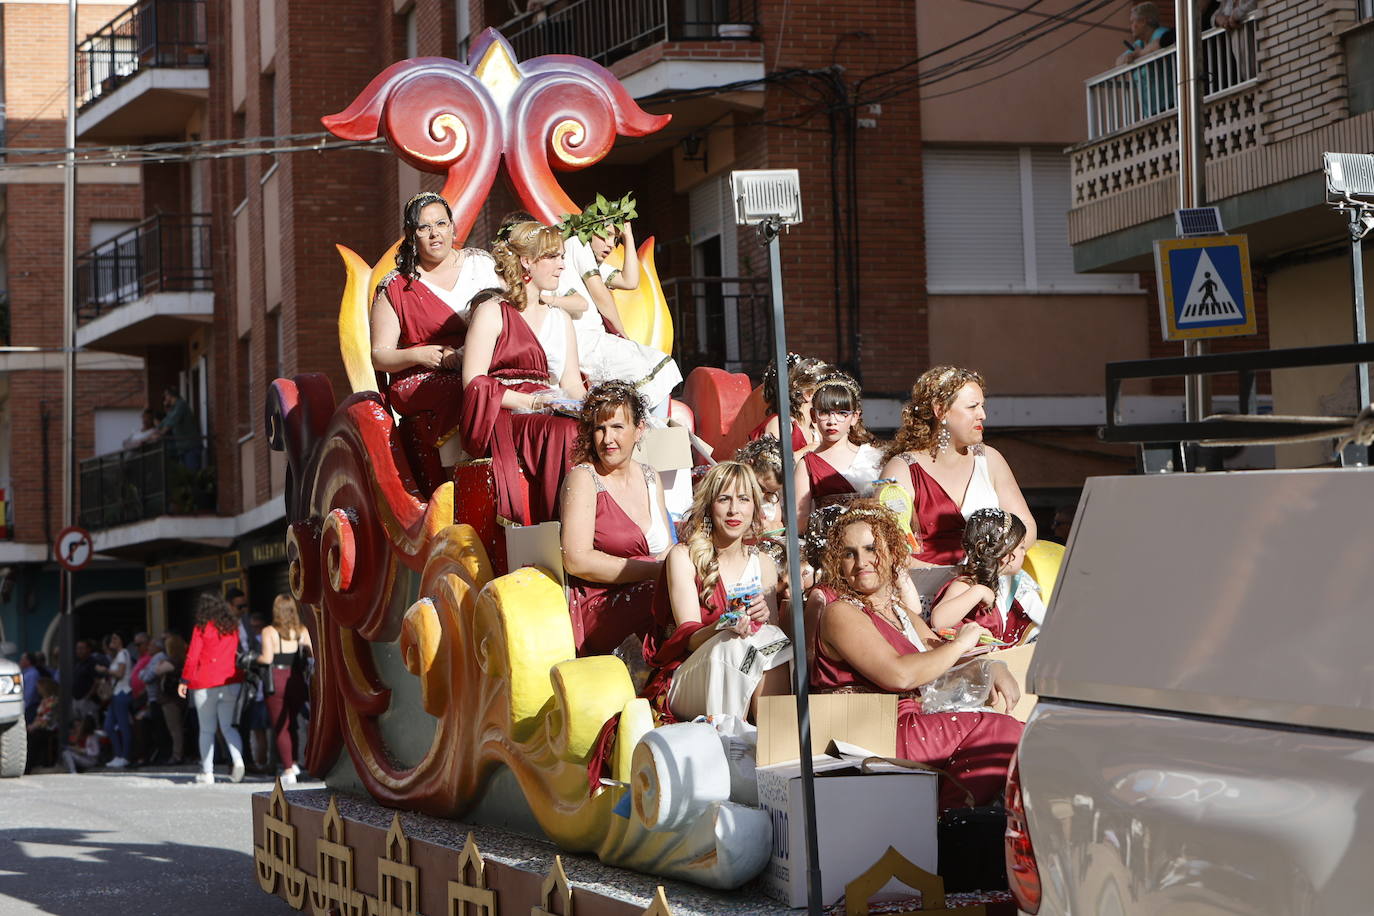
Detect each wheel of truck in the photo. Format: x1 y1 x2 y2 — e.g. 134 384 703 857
0 719 26 777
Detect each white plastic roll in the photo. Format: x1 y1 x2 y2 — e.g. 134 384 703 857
631 722 732 832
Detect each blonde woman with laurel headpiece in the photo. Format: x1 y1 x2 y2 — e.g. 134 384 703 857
459 220 586 525
792 373 884 533
641 462 793 723
813 501 1022 810
879 366 1036 567
370 192 501 488
255 594 313 784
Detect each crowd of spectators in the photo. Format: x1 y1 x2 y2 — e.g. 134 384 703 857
19 588 311 784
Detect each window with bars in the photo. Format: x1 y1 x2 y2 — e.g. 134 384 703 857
923 147 1139 295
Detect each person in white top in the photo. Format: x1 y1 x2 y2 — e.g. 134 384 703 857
97 632 135 768
561 381 674 655
651 462 793 722
880 366 1036 568
562 220 682 417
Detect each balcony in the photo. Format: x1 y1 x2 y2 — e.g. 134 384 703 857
76 0 208 142
78 437 216 532
74 213 213 355
504 0 762 99
1067 11 1374 272
663 276 770 378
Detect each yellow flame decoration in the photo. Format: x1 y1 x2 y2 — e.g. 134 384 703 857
604 239 673 354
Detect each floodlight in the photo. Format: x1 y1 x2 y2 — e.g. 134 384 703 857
1323 152 1374 424
1325 152 1374 202
730 169 803 227
1175 207 1224 237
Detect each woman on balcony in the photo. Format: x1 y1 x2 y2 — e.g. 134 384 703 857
560 381 672 656
461 220 585 525
371 192 501 480
879 366 1036 567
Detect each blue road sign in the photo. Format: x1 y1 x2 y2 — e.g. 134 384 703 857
1153 234 1256 340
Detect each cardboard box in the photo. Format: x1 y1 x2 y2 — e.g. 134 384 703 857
634 424 693 471
756 693 896 767
504 521 566 590
756 751 939 907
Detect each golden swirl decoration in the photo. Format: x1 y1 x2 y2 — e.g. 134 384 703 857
551 118 597 167
402 112 468 164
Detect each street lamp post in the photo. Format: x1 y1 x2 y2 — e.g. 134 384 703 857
728 169 824 916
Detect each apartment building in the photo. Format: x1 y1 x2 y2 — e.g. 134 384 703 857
1068 0 1374 466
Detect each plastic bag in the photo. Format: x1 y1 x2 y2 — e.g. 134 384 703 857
921 659 994 714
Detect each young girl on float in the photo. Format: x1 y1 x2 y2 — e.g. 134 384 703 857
642 462 793 724
929 507 1045 646
559 199 682 417
750 354 831 457
793 374 885 533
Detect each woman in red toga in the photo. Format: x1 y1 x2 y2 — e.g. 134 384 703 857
879 366 1036 567
749 354 831 458
370 192 501 476
461 221 586 525
930 508 1037 646
642 462 792 723
560 381 673 656
812 501 1023 809
794 374 885 532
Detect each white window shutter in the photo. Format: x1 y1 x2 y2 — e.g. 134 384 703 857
923 148 1025 293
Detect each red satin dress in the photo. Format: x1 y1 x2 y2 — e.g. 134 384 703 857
802 451 857 506
932 577 1034 647
379 271 469 448
641 575 729 722
566 465 661 656
908 461 969 566
810 599 1023 809
749 415 808 452
460 300 579 525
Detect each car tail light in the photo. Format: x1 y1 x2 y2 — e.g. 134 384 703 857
1005 750 1042 913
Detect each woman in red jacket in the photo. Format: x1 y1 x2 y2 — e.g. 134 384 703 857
177 592 246 784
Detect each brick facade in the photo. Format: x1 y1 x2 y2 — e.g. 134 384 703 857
1258 0 1358 142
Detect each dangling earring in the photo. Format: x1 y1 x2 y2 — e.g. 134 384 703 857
937 418 951 454
703 517 714 532
522 272 531 284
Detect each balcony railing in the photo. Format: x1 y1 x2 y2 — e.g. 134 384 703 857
505 0 758 69
79 437 216 531
75 213 212 324
662 276 771 379
1086 18 1258 140
76 0 208 110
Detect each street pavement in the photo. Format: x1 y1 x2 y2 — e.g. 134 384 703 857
0 766 311 915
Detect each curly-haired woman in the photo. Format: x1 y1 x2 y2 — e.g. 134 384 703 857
178 593 247 784
879 366 1035 566
749 355 831 457
460 220 585 524
642 462 792 722
560 381 672 655
813 501 1023 808
930 508 1038 646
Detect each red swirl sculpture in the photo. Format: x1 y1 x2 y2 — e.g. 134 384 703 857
323 29 670 232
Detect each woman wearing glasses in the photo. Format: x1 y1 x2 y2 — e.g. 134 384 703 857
793 375 884 533
370 192 501 488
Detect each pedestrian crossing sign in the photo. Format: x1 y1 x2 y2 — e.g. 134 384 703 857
1153 234 1256 340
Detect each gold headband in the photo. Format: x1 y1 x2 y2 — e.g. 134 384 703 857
815 375 863 402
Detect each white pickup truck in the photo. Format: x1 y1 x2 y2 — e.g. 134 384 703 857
1006 468 1374 914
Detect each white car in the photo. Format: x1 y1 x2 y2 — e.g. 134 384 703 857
1007 468 1374 915
0 643 24 777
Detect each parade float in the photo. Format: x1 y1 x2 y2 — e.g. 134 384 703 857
252 29 1060 916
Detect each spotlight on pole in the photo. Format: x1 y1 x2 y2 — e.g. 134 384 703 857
728 167 822 916
1323 152 1374 462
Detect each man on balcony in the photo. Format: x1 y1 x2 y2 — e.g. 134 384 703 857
153 386 202 472
1115 3 1177 119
